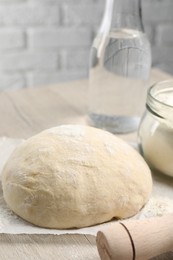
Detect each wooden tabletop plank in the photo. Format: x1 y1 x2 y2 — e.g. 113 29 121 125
0 82 87 138
0 68 173 260
0 68 172 139
0 234 100 260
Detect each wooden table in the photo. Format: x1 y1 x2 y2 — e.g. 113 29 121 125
0 69 173 260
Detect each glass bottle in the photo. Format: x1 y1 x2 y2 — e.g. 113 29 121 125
88 0 151 134
138 80 173 177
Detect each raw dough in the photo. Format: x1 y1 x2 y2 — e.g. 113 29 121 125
1 125 152 229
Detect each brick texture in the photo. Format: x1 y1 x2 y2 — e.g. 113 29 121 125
0 52 58 71
28 28 92 48
62 4 104 26
142 0 173 22
156 25 173 45
61 49 90 70
0 0 171 90
0 3 59 26
0 73 26 90
0 29 24 50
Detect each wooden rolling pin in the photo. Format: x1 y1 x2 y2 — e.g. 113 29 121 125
96 214 173 260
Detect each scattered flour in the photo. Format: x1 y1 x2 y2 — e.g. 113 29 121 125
104 142 116 155
45 125 86 140
135 196 173 220
0 135 173 234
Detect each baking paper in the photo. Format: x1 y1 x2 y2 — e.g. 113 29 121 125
0 137 173 235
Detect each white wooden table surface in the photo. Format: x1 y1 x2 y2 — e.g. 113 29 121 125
0 68 173 260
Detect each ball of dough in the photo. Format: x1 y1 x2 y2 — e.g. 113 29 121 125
2 125 152 229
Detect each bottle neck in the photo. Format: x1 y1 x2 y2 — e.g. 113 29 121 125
100 0 144 33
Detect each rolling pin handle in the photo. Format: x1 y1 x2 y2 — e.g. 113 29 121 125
96 214 173 260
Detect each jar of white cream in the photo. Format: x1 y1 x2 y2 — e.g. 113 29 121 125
138 80 173 177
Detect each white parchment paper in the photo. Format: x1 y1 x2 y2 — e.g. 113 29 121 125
0 137 173 235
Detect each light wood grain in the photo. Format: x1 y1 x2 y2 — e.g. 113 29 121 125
0 68 172 140
0 68 173 260
97 214 173 260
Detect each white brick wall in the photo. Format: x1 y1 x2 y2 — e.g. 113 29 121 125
28 28 92 48
0 29 24 50
61 49 89 70
0 73 26 90
142 0 173 22
62 3 104 26
0 51 58 71
0 3 60 26
0 0 172 90
156 25 173 45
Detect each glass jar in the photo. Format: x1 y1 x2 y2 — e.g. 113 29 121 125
88 0 151 134
138 80 173 177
